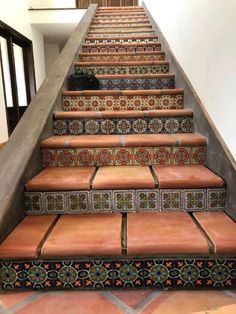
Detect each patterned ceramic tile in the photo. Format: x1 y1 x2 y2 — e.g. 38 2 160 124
44 192 67 214
79 53 165 62
75 64 168 75
85 37 158 44
67 120 84 135
113 190 136 212
136 190 160 211
62 94 184 111
98 76 175 90
67 191 90 214
90 190 113 213
192 146 207 165
53 120 67 135
207 188 226 211
42 146 206 167
1 258 236 290
182 189 206 211
160 189 182 211
25 192 43 215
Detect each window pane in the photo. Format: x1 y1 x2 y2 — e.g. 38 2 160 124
13 43 27 107
0 36 13 108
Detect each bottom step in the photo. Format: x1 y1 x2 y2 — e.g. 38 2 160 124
0 212 236 290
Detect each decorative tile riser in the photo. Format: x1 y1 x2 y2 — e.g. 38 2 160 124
53 117 194 135
62 94 183 111
98 77 175 90
42 146 206 167
90 25 152 30
82 44 161 53
25 188 226 215
79 54 165 62
90 23 151 27
91 20 150 25
74 65 169 75
1 258 235 290
85 38 158 44
88 30 155 35
87 32 155 38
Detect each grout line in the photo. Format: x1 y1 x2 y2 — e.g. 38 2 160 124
135 291 162 314
89 166 99 189
37 215 61 257
122 213 128 255
102 291 134 314
149 165 158 188
189 212 216 255
5 292 46 314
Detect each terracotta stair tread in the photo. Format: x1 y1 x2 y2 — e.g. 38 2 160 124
92 166 155 189
79 51 164 57
54 109 193 120
41 134 206 149
85 35 157 41
75 61 168 67
41 214 122 257
26 167 96 191
194 212 236 254
127 212 209 255
82 42 159 47
0 215 57 259
63 89 183 96
153 165 224 189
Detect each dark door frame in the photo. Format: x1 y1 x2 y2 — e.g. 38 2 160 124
0 20 36 135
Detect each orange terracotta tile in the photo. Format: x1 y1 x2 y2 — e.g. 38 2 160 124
127 212 209 255
16 292 123 314
141 291 236 314
193 304 236 314
176 133 206 146
0 216 56 259
41 135 121 148
41 214 122 257
124 134 176 147
92 166 155 189
111 290 153 309
153 165 224 188
0 292 34 310
194 212 236 255
26 167 96 191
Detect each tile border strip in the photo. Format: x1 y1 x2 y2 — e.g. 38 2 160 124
25 188 226 215
1 257 235 290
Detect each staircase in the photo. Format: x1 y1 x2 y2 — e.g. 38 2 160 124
0 5 236 291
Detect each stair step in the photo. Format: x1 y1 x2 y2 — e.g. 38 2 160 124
88 29 155 35
127 212 209 255
85 35 158 44
91 21 150 26
92 74 175 90
95 13 147 17
92 19 150 24
1 212 235 261
25 165 225 214
82 42 161 53
87 32 154 38
53 109 193 135
41 133 207 166
97 6 144 10
75 61 168 75
79 51 166 62
62 89 183 111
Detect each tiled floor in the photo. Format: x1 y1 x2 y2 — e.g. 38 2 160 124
1 290 236 314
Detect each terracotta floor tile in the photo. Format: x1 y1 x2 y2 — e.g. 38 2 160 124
26 167 96 191
111 290 153 309
41 214 122 257
193 303 236 314
141 291 236 314
194 212 236 254
127 212 209 255
176 133 207 146
124 134 176 147
16 292 123 314
0 216 56 259
92 166 155 189
153 165 224 188
0 292 34 310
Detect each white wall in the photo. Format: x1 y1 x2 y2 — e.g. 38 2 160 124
144 0 236 159
0 0 46 141
44 44 60 74
29 0 76 9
